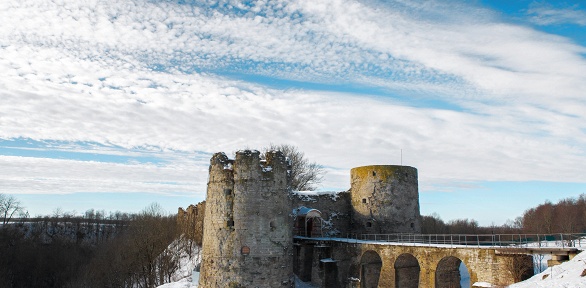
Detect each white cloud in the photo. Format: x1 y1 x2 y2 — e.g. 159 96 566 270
0 0 585 199
3 0 585 104
528 3 586 26
0 155 208 196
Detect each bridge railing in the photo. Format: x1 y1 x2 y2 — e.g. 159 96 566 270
357 233 586 248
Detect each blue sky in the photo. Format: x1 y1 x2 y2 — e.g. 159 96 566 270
1 0 585 225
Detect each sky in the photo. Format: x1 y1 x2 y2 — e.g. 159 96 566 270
1 0 585 226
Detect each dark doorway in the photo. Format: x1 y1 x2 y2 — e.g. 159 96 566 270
360 250 382 288
395 253 420 288
307 218 314 237
323 261 339 288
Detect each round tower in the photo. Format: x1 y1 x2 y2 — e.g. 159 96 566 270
200 150 293 288
350 165 420 234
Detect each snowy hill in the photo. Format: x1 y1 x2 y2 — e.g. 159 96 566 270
155 240 201 288
508 250 586 288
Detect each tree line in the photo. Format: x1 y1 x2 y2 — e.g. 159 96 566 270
521 194 586 234
0 200 192 288
422 193 586 235
0 144 324 287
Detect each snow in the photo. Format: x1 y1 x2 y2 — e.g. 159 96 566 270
509 250 586 288
292 206 319 216
155 239 201 288
522 237 586 249
291 190 344 202
156 278 195 288
319 258 337 263
293 190 340 196
472 282 492 287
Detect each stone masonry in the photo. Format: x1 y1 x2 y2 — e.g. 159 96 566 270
350 165 421 234
199 150 293 288
197 151 532 288
293 238 533 287
177 202 205 246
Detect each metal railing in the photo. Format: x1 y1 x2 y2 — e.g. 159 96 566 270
352 233 586 248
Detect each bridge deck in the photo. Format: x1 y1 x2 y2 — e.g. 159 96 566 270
295 232 586 254
495 247 580 255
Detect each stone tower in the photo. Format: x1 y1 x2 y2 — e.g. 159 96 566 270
199 150 293 288
350 165 421 234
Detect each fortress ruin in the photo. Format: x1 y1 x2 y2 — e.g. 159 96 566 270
191 149 537 287
198 150 422 287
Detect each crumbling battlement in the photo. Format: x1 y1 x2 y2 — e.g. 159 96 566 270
199 150 293 288
177 202 205 246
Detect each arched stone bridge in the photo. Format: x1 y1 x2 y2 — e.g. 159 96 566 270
293 237 576 288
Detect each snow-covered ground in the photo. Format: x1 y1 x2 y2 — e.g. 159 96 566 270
507 250 586 288
155 240 201 288
157 277 196 288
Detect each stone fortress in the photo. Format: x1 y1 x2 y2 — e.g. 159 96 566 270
195 150 539 288
198 149 424 288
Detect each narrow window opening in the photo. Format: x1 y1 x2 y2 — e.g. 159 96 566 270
362 198 367 204
410 223 415 228
269 221 276 231
372 171 376 176
366 221 372 228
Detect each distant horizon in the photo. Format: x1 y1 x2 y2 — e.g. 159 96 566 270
9 179 586 227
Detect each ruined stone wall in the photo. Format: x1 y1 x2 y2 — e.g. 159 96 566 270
290 165 422 238
177 201 206 246
200 150 293 288
350 165 421 234
291 191 352 237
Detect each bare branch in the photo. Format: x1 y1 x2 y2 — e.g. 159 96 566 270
0 194 26 225
262 144 325 191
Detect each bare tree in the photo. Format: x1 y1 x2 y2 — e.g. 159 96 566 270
0 194 26 225
262 144 325 191
420 213 449 234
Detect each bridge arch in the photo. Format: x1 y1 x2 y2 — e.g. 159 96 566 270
360 250 382 288
394 253 420 288
435 256 471 288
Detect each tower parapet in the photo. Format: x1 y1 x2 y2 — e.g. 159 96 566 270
350 165 421 234
200 150 293 288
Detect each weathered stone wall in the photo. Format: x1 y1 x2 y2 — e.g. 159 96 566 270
295 239 533 288
177 201 205 246
196 151 534 288
291 191 352 237
200 153 235 287
350 165 421 234
196 152 532 288
200 150 293 288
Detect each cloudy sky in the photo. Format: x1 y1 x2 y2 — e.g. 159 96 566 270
1 0 585 225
